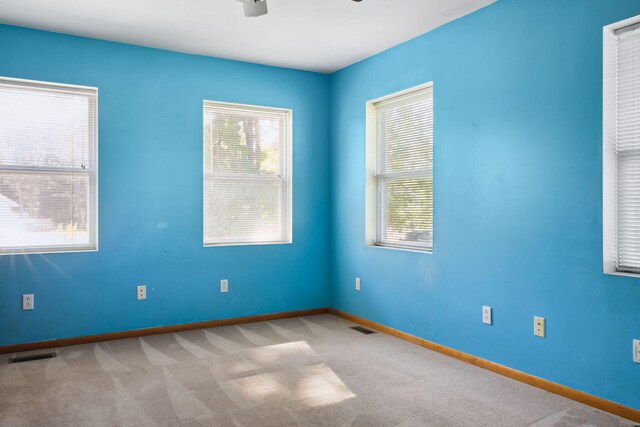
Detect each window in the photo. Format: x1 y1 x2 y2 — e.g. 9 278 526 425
604 18 640 275
0 77 98 255
203 101 292 246
366 83 433 252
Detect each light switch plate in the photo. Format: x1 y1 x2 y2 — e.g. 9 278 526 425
355 277 361 291
634 339 640 363
220 279 229 293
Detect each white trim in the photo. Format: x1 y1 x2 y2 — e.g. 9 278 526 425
0 76 97 95
204 172 283 181
203 99 291 116
603 19 618 275
204 241 292 248
93 83 100 254
367 81 434 105
368 243 432 255
285 107 293 244
0 246 98 256
0 165 96 174
604 270 640 279
365 100 378 247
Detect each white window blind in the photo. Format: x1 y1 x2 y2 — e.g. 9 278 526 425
0 78 98 255
612 23 640 273
203 101 292 246
370 85 433 252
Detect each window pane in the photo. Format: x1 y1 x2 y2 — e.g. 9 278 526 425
204 178 283 244
378 99 433 173
380 177 433 247
0 85 94 169
0 172 92 250
204 109 284 176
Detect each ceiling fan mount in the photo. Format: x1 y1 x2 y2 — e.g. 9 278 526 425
238 0 362 18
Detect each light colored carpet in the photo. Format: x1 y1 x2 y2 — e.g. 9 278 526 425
0 314 634 426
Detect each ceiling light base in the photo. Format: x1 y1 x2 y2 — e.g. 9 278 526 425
243 0 268 17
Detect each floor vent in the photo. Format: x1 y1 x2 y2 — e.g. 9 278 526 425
9 352 57 364
350 326 376 335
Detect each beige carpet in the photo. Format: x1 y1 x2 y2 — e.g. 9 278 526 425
0 314 634 426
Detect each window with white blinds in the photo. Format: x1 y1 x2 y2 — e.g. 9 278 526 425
0 78 98 255
203 101 292 246
366 84 433 252
604 19 640 275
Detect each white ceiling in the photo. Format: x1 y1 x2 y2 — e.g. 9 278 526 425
0 0 496 73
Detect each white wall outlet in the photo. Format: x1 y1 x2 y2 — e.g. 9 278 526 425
355 277 361 291
482 306 492 325
634 339 640 363
22 294 34 310
137 285 147 300
534 316 545 338
220 279 229 293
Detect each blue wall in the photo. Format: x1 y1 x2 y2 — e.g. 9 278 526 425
330 0 640 410
2 0 640 411
0 25 331 346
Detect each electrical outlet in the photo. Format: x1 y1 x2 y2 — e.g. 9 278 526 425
137 285 146 300
22 294 34 310
482 306 492 325
355 277 361 291
220 279 229 293
534 316 545 338
634 339 640 363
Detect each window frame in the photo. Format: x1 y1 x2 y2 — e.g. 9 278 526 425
0 76 99 256
603 17 640 277
202 100 293 247
365 82 434 254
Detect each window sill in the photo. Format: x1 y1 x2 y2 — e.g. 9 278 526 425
0 246 98 256
603 269 640 279
204 241 292 248
368 243 432 254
